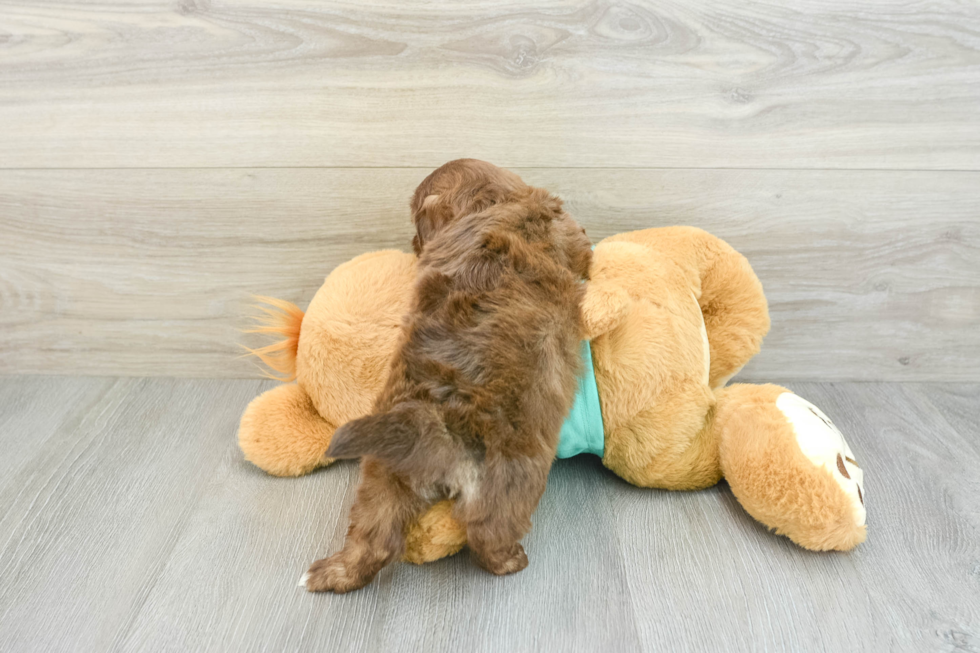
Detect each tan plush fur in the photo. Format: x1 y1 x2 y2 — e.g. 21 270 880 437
238 226 867 562
716 384 867 551
589 227 770 489
402 500 467 565
238 250 417 478
239 383 336 477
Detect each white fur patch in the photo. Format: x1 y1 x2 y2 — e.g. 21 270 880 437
447 458 481 504
298 571 310 588
776 393 866 527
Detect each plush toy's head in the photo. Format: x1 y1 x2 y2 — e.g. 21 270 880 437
240 250 417 477
296 251 417 428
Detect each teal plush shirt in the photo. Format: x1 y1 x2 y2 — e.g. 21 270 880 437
555 341 605 459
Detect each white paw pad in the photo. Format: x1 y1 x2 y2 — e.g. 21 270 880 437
776 393 866 527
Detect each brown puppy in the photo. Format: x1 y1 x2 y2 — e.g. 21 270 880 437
304 160 592 593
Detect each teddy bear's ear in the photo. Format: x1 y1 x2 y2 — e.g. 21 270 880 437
581 282 631 340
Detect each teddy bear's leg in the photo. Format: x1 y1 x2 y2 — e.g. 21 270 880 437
715 383 867 551
238 383 338 477
607 227 770 388
402 500 468 564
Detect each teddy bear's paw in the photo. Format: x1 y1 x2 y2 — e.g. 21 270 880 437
776 393 866 527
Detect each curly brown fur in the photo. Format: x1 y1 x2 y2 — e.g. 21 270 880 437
305 160 592 592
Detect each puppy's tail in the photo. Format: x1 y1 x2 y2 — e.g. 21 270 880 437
241 296 305 382
327 406 452 470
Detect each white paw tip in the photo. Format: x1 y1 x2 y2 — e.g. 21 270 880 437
298 572 310 588
777 392 866 527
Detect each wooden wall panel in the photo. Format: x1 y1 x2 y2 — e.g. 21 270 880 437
0 0 978 168
1 168 976 380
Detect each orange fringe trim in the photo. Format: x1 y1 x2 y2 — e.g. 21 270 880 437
240 295 305 381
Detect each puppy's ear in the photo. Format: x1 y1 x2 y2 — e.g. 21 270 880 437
566 226 593 281
412 194 446 255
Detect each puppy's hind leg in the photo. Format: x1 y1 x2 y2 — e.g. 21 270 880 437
463 453 551 576
305 458 424 593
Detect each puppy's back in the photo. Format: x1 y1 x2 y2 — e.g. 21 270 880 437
399 190 592 451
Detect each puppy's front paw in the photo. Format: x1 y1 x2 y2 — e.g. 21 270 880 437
475 543 528 576
304 554 372 594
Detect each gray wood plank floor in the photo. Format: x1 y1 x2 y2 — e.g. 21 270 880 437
1 377 977 652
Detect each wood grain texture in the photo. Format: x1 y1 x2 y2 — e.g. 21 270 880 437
907 384 980 457
0 377 269 652
1 0 979 169
1 168 976 380
1 376 978 652
0 377 118 507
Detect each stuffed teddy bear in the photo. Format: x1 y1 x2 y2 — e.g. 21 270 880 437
239 227 867 563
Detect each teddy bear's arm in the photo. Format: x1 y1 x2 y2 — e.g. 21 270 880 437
581 282 631 340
